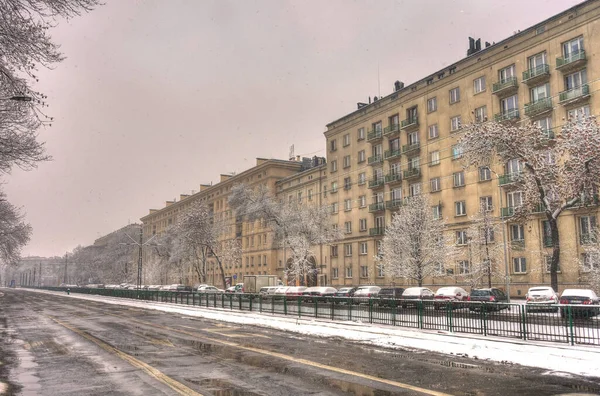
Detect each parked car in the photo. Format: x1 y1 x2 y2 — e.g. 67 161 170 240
146 285 161 291
225 286 237 293
334 287 358 298
400 287 434 308
559 289 600 318
168 284 193 293
197 285 223 294
302 286 337 302
467 288 509 311
434 286 469 310
525 286 559 312
285 286 308 300
259 286 280 296
377 287 405 307
159 285 171 291
353 286 381 303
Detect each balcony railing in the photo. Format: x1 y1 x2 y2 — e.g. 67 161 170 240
384 124 400 136
559 84 589 104
402 142 420 154
367 129 383 141
541 129 555 141
580 233 597 245
384 173 401 184
369 202 385 212
500 207 516 218
401 117 419 130
403 167 421 179
368 155 383 165
556 50 586 70
494 109 520 122
384 149 401 160
522 64 550 83
368 177 384 189
498 172 521 186
511 240 525 250
524 97 552 117
369 227 386 236
492 76 518 94
385 199 403 210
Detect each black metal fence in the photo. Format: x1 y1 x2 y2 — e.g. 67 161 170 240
33 287 600 346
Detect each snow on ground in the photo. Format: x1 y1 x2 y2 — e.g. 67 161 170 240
24 289 600 378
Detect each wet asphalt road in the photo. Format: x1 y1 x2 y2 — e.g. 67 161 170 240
1 288 600 396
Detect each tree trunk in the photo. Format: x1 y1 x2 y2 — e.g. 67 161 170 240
549 217 560 292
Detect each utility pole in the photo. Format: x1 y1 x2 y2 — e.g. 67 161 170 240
63 253 68 284
138 227 143 290
39 262 42 287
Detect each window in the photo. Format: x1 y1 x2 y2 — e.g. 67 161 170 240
480 196 493 212
344 221 352 234
343 155 351 168
345 244 353 257
358 172 366 185
406 106 418 123
308 189 313 201
479 167 491 181
344 177 351 190
427 97 437 113
332 268 339 279
430 177 441 192
456 230 467 245
582 252 598 272
345 267 353 278
389 114 399 129
530 83 550 102
359 195 366 208
297 191 303 203
389 138 400 153
344 198 352 211
250 256 254 266
449 87 460 104
359 218 367 232
358 150 366 163
409 182 421 197
580 216 597 244
343 133 350 147
449 66 456 74
331 181 338 193
563 36 584 58
474 106 487 123
564 69 587 90
542 220 553 247
331 245 338 257
544 255 560 273
331 202 339 213
510 224 525 242
330 139 337 152
500 95 518 116
506 191 523 208
567 105 590 122
458 260 470 274
498 64 516 81
360 266 368 278
357 127 365 140
377 263 384 277
372 143 382 158
513 257 527 274
430 151 440 166
473 76 486 94
432 205 442 220
455 201 466 216
360 242 368 255
528 51 547 70
451 144 463 160
450 116 461 132
330 160 337 172
506 158 522 175
428 124 439 139
391 187 401 202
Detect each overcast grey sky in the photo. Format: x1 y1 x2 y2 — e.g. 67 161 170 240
6 0 583 257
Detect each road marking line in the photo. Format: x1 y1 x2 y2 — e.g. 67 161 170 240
133 331 174 347
49 317 202 396
204 327 270 339
119 316 452 396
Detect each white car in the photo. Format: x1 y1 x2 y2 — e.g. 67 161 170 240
401 287 435 308
197 285 223 294
525 286 559 312
259 286 280 295
434 286 469 309
353 286 381 299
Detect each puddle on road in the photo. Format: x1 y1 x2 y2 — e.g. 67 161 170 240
187 378 261 396
11 338 41 395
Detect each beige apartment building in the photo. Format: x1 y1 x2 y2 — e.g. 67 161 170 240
324 0 600 296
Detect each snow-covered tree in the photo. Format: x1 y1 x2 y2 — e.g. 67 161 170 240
0 192 32 267
460 117 600 292
228 184 341 285
377 194 451 286
579 229 600 294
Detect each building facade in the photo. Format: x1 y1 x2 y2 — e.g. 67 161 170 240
324 0 600 296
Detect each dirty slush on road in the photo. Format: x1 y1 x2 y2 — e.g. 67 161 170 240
0 312 22 395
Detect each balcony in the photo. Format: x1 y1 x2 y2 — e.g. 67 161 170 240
385 199 403 210
511 240 525 250
367 129 383 142
369 202 385 213
402 141 420 154
580 233 597 245
400 117 419 130
384 149 401 160
556 50 586 71
522 64 550 85
500 207 516 218
369 227 386 236
384 173 401 184
368 154 383 166
492 76 518 96
384 123 400 136
403 167 421 179
559 84 589 105
524 97 552 117
368 177 384 189
498 172 521 186
494 109 520 122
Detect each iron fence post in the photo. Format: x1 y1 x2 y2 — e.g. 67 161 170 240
259 295 263 313
369 299 373 324
521 305 527 340
315 299 318 318
284 297 288 315
298 297 301 319
569 306 575 346
330 299 335 320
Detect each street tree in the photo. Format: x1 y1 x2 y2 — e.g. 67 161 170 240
0 192 31 266
228 184 341 285
460 116 600 292
580 230 600 293
377 194 451 287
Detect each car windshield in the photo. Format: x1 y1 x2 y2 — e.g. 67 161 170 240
471 290 491 296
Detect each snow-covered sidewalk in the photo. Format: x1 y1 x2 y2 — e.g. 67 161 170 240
27 288 600 378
